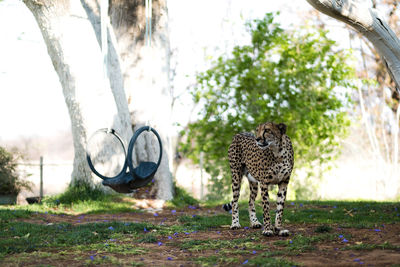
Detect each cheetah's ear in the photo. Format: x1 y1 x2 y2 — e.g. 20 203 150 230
277 123 287 135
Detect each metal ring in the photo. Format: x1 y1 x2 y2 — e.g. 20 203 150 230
127 126 162 176
86 128 128 180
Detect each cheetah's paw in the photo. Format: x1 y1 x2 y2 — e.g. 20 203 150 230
230 223 241 230
277 229 290 236
250 221 262 229
262 229 274 236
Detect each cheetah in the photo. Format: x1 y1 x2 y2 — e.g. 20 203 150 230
224 122 294 236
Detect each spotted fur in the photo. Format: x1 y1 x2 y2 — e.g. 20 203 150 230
226 122 294 236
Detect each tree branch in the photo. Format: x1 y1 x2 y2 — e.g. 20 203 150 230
305 0 400 92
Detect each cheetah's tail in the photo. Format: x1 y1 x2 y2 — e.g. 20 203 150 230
222 202 232 212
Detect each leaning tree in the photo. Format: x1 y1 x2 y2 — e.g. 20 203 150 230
305 0 400 167
23 0 173 200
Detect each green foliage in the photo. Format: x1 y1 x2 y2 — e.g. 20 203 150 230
0 146 32 195
182 13 355 199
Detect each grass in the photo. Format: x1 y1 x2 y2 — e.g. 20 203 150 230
179 234 264 251
0 184 399 266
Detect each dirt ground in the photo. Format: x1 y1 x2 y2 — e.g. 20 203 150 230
6 203 399 267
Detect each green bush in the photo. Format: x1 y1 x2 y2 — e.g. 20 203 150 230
0 146 32 195
168 184 199 208
44 180 108 205
181 13 356 199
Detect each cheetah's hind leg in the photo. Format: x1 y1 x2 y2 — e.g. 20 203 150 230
229 167 243 230
248 180 262 229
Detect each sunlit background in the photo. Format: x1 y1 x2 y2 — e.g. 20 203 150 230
0 0 399 202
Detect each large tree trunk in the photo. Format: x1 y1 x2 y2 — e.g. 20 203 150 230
305 0 400 91
110 0 173 200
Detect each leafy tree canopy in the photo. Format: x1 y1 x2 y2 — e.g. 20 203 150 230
181 13 356 199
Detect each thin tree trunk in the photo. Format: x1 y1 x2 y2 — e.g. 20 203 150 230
110 0 173 200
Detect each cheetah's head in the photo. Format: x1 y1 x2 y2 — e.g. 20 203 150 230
255 122 287 150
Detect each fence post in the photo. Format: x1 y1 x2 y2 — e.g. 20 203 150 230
200 152 204 200
40 156 43 202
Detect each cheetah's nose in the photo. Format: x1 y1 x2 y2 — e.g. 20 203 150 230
256 137 261 142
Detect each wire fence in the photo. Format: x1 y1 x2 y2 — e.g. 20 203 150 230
17 156 73 199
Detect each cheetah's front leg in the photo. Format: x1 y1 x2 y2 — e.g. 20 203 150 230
260 182 274 236
248 181 262 228
274 182 289 236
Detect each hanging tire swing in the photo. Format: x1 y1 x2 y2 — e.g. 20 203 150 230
86 126 162 193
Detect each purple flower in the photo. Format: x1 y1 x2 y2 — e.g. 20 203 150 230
167 257 172 260
171 210 176 214
290 202 294 205
244 227 249 230
158 241 163 246
154 213 159 217
289 240 293 244
184 232 190 235
299 203 304 207
354 259 361 262
374 229 381 232
343 238 349 243
188 205 197 209
192 215 196 218
168 236 173 240
144 227 148 232
217 231 221 234
338 235 344 238
242 260 248 264
124 222 130 226
108 226 114 230
252 250 256 254
174 232 178 236
90 255 95 261
333 206 337 209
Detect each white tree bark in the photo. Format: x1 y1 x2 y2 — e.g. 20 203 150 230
305 0 400 91
23 0 132 186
